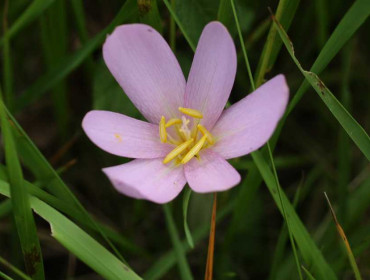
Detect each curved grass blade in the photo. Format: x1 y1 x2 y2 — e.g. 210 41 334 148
254 0 300 87
183 188 194 248
324 193 362 280
0 183 142 280
0 0 56 46
0 256 31 280
15 0 138 111
272 15 370 161
252 150 337 280
0 96 45 279
163 205 193 280
302 266 317 280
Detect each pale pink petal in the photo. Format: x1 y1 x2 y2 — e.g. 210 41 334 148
103 159 186 204
211 75 289 159
103 24 186 124
184 22 237 130
184 149 241 193
82 110 171 158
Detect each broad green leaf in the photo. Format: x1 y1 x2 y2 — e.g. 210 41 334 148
272 16 370 161
252 150 337 280
0 98 45 279
0 182 142 280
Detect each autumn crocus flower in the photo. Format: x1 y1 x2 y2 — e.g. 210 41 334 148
82 22 289 204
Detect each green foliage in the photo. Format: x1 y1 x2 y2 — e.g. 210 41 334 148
0 0 369 279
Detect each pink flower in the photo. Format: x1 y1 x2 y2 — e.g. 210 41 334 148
82 22 289 204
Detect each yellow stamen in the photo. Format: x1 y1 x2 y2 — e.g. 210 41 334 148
163 138 194 164
181 135 207 164
159 116 167 143
178 107 203 119
165 118 182 128
197 124 214 144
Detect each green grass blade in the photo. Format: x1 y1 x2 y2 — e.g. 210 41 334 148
15 0 138 111
3 100 127 262
324 193 362 280
183 188 194 248
0 256 31 280
39 0 69 139
0 183 142 280
266 145 303 279
254 0 300 87
0 271 13 280
287 0 370 114
2 1 14 111
138 0 163 33
272 16 370 161
163 0 196 51
163 205 193 280
230 0 255 90
252 150 337 280
0 96 45 279
302 266 317 280
144 201 235 280
0 0 56 46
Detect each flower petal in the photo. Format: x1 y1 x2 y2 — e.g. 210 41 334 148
211 75 289 159
103 24 186 124
184 22 237 129
103 159 186 204
184 149 241 193
82 110 171 158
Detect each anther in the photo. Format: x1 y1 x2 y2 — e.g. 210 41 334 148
197 124 214 144
178 107 203 119
159 116 167 143
163 138 194 164
165 118 182 128
181 135 207 164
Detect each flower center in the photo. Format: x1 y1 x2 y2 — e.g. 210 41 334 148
159 107 215 165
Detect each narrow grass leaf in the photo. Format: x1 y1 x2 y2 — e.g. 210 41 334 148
15 0 138 111
144 200 235 280
302 266 317 280
0 97 45 279
252 150 337 280
287 0 370 114
138 0 163 33
182 188 194 248
163 0 196 51
272 15 370 160
4 100 126 262
163 205 193 280
0 0 56 45
254 0 300 87
266 145 303 279
0 256 31 280
324 193 362 280
2 0 14 111
0 183 142 280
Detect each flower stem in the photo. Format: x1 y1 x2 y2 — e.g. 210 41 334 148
204 193 217 280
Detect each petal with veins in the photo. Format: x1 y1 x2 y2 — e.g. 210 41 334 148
211 75 289 159
184 22 237 130
103 159 186 204
82 110 171 158
184 149 241 193
103 24 185 124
